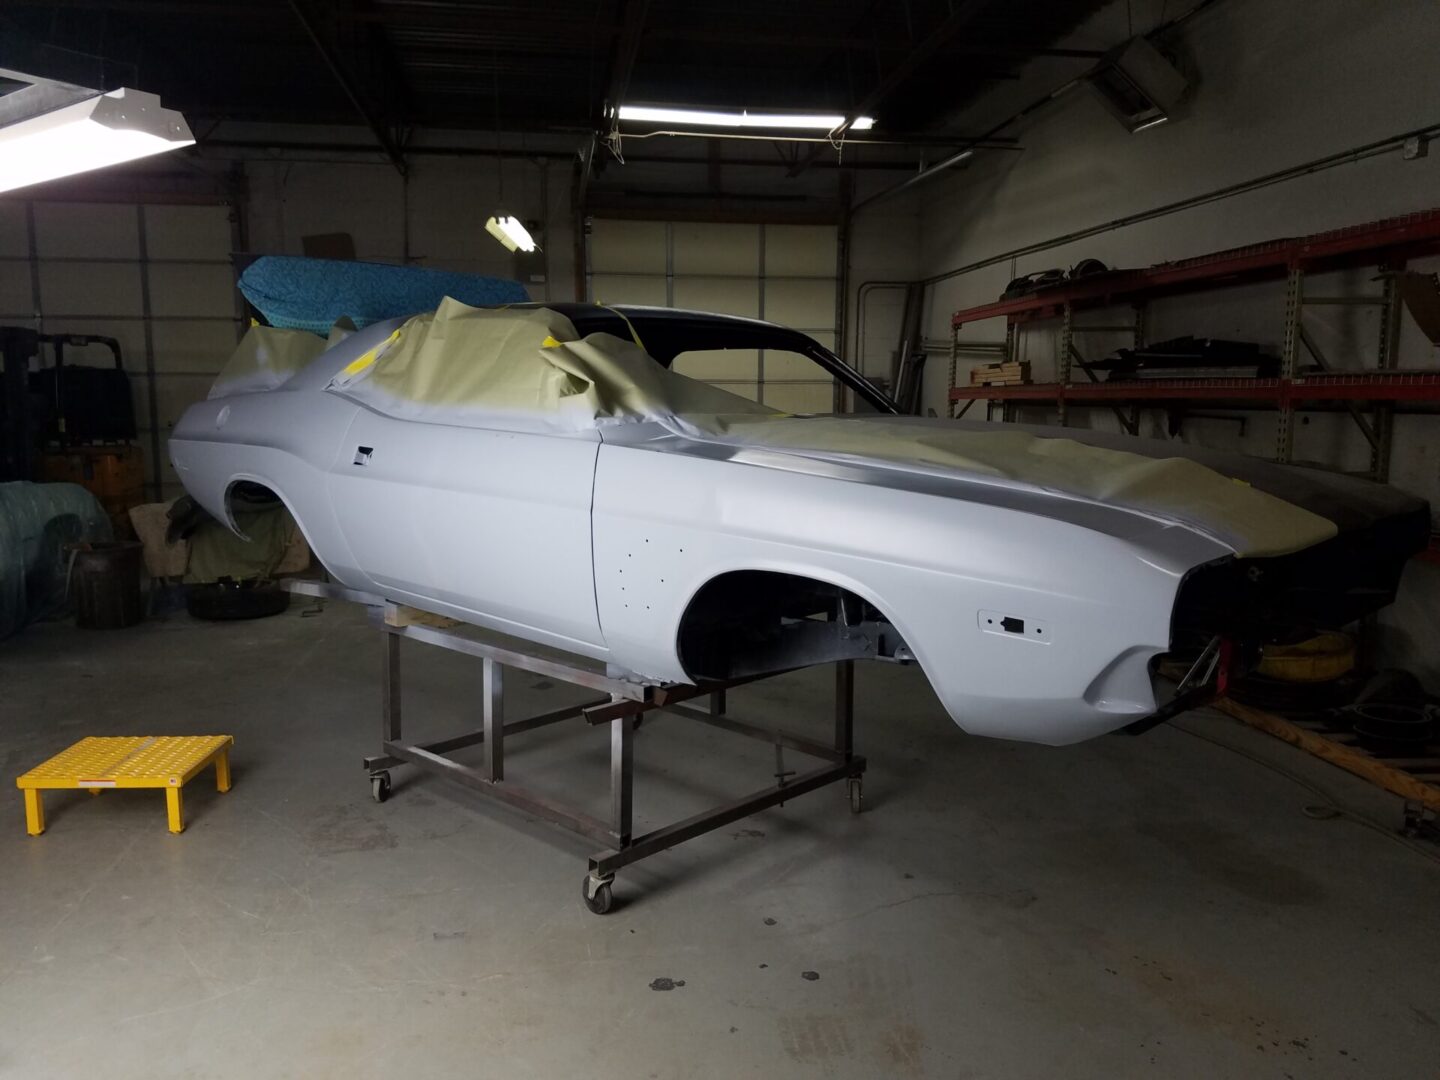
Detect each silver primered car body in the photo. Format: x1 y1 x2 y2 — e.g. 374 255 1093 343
170 306 1426 745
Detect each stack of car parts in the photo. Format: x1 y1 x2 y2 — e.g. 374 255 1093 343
1086 336 1281 381
1229 632 1355 709
1230 637 1437 755
999 258 1111 301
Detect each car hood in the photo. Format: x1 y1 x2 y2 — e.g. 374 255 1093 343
638 413 1428 559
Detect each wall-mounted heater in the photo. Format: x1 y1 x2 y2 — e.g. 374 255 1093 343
1086 37 1188 133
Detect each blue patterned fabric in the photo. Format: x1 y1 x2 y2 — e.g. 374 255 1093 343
239 255 530 335
0 481 112 640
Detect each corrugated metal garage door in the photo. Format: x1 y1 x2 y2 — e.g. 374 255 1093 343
587 220 840 413
0 199 240 501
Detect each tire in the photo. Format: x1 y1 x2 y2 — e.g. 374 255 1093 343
185 580 290 621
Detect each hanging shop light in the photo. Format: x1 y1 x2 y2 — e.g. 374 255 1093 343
485 215 537 253
484 56 539 255
0 86 194 194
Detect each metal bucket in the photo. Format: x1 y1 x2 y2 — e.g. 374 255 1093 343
72 541 144 629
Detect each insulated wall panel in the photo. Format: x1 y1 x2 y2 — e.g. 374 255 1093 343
0 265 32 315
144 205 234 260
762 382 834 414
673 222 758 275
17 200 239 500
590 220 667 273
147 263 236 318
151 320 237 375
673 276 760 318
765 278 837 332
34 203 139 258
589 218 842 410
591 273 667 307
763 224 836 276
0 203 28 257
37 262 144 316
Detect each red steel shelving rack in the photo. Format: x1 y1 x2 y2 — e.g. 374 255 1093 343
948 209 1440 481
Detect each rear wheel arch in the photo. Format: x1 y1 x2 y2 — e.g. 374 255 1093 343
222 477 305 547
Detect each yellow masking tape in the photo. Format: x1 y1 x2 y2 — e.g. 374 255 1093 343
597 304 645 350
339 329 401 377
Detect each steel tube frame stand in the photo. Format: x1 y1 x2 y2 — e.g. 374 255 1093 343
290 582 868 914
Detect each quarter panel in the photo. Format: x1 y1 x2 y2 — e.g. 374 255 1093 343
168 390 365 584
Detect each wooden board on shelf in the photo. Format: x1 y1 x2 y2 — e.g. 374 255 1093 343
970 360 1032 387
1215 698 1440 813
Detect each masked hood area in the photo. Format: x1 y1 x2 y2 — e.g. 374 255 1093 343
656 413 1432 559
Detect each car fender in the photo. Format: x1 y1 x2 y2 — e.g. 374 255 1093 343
592 439 1232 745
169 390 367 586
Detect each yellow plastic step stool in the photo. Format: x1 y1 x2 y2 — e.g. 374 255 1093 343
16 735 234 835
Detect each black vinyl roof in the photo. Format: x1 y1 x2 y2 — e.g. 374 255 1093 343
537 303 814 356
528 303 899 413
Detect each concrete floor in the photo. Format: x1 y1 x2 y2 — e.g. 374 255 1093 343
1 602 1437 1079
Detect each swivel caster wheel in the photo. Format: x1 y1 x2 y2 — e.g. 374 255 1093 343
846 778 864 815
583 873 615 915
370 770 392 804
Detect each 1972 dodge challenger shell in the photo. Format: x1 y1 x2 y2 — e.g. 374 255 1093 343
170 301 1428 745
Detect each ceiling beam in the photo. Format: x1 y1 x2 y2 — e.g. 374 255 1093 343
199 137 944 172
584 191 840 225
787 0 998 179
287 0 407 175
371 11 1100 59
643 29 1100 57
579 0 650 207
3 0 1104 61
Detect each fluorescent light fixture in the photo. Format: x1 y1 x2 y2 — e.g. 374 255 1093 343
1129 115 1170 133
486 215 537 253
0 87 194 194
617 105 874 132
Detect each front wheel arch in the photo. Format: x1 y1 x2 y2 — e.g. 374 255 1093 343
674 568 908 682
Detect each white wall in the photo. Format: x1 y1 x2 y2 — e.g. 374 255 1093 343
0 138 584 498
211 122 928 354
3 124 922 496
909 0 1440 678
0 197 239 499
234 144 577 302
918 0 1440 398
847 177 924 387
